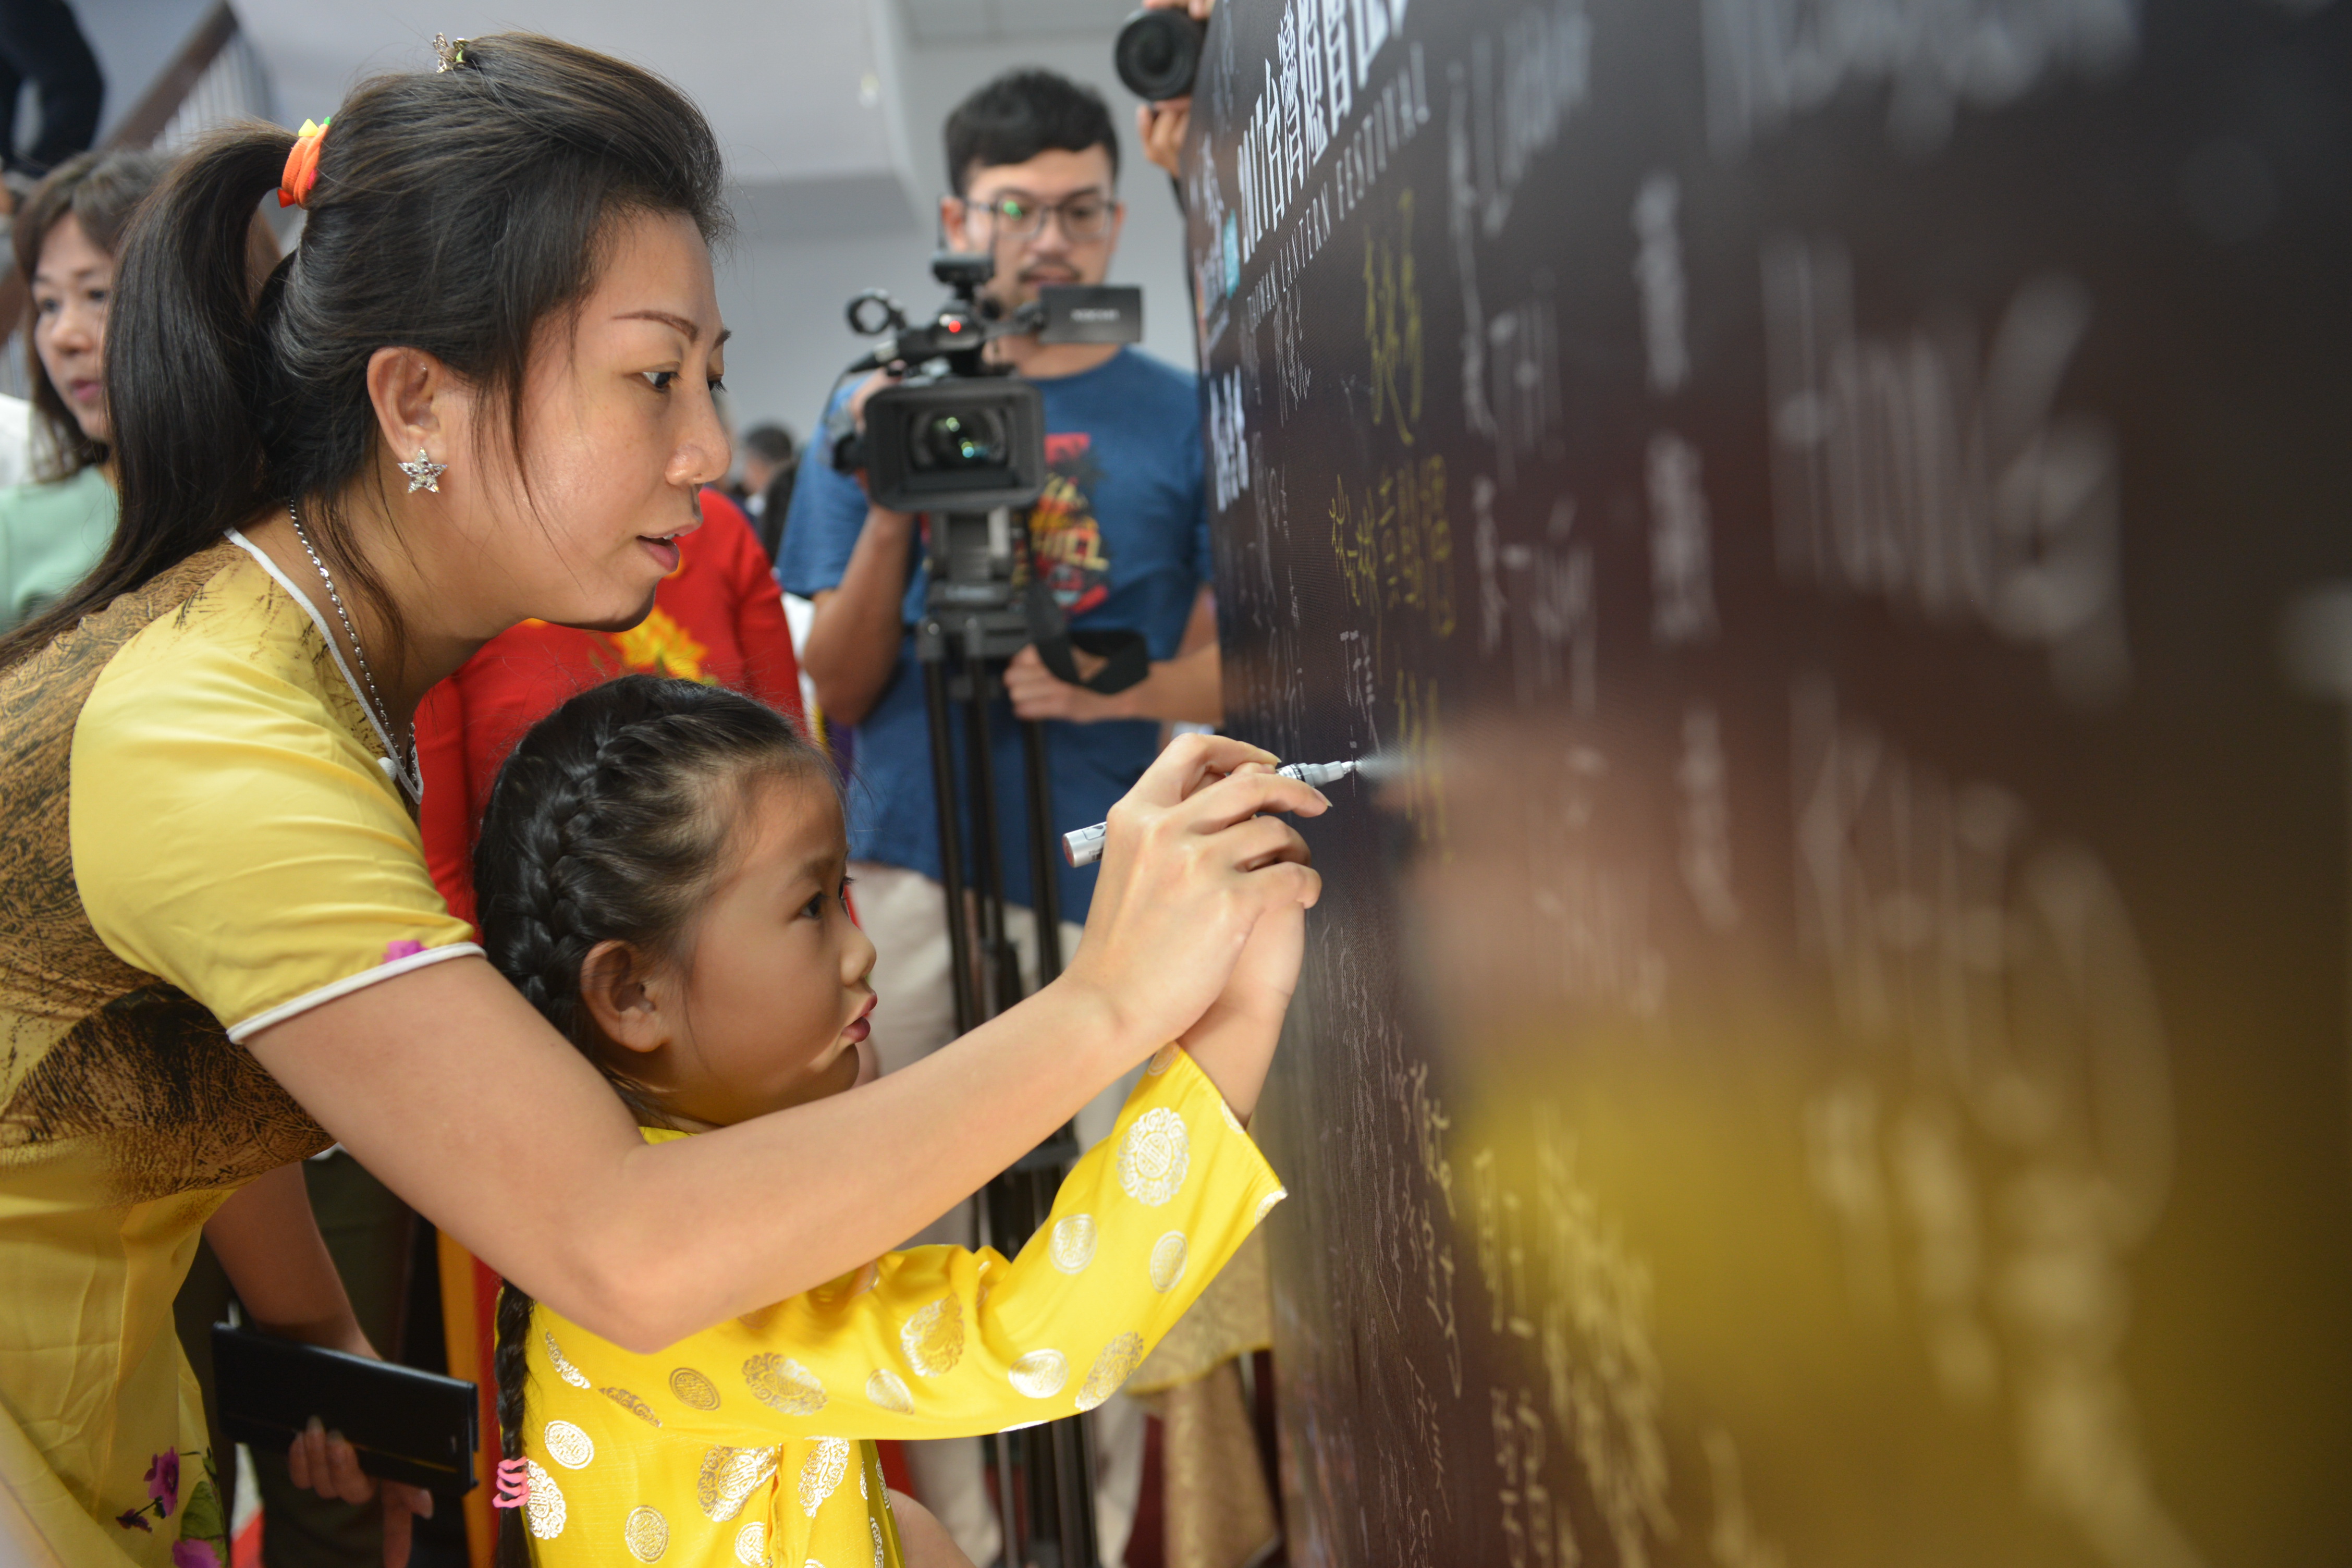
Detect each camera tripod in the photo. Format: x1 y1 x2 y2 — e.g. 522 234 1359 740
916 508 1099 1568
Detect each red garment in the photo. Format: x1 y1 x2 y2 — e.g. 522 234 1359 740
416 488 804 930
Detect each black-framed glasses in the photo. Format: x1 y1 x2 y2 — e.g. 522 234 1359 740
962 189 1120 243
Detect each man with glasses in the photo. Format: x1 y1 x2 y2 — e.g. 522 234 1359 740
777 68 1218 1568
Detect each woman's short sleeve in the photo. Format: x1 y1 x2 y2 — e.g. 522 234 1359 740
70 638 481 1042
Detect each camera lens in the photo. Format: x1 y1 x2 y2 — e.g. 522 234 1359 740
1116 8 1203 101
910 409 1007 472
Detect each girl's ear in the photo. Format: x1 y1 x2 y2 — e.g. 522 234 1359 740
578 939 671 1057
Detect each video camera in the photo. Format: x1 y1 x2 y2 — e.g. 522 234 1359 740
825 252 1142 514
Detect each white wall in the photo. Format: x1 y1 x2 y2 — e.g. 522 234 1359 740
714 24 1201 451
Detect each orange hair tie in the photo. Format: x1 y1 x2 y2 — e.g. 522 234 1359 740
278 117 329 209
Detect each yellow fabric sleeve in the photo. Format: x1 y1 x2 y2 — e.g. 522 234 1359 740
71 627 480 1040
533 1046 1287 1446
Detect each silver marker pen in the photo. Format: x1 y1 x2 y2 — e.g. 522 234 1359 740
1062 760 1359 867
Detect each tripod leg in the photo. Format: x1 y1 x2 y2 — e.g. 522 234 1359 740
1020 719 1064 984
920 629 978 1036
961 642 1022 1015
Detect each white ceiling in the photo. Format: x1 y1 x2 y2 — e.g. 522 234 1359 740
227 0 899 186
901 0 1134 45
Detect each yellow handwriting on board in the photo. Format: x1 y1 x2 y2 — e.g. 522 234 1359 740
1365 189 1425 445
1328 454 1456 642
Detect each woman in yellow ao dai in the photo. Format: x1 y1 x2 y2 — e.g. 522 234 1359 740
512 1045 1285 1567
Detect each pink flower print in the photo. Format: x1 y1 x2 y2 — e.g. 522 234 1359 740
144 1449 180 1516
172 1543 220 1568
116 1508 153 1533
382 939 425 964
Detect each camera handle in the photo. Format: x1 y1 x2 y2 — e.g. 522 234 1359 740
914 516 1102 1568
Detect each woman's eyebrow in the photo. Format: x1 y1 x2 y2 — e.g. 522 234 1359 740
615 309 729 349
33 264 108 288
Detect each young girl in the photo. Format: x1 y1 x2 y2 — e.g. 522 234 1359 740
470 675 1295 1568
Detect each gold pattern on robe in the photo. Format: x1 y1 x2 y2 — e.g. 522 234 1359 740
1218 1097 1247 1136
1146 1043 1179 1075
696 1444 781 1523
1076 1331 1145 1412
623 1502 669 1561
1254 1186 1288 1223
732 1520 768 1566
669 1366 722 1411
871 1515 886 1568
900 1296 964 1377
599 1386 662 1426
743 1353 827 1414
797 1436 852 1515
542 1418 594 1469
1009 1349 1070 1399
524 1461 566 1539
1149 1231 1190 1293
1048 1213 1097 1273
1118 1107 1191 1206
545 1331 592 1390
864 1367 914 1413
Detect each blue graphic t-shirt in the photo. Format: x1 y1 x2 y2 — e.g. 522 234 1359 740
779 348 1210 920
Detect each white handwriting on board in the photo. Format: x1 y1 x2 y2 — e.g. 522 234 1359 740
1208 366 1250 514
1677 705 1742 931
1475 484 1595 712
1465 1 1594 239
1243 42 1431 338
1648 432 1721 645
1790 679 2204 1568
1633 172 1692 394
1762 236 2130 705
1702 0 2138 156
1238 0 1423 263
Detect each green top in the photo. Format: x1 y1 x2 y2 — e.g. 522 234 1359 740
0 466 116 632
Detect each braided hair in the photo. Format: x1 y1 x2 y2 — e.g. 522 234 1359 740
472 673 831 1565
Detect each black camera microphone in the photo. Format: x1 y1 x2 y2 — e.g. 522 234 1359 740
1116 8 1205 101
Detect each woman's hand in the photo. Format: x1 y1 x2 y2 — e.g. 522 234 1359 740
285 1421 435 1568
1135 0 1217 178
1064 734 1325 1056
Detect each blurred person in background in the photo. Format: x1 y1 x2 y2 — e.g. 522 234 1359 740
0 148 170 631
0 0 103 183
737 419 797 559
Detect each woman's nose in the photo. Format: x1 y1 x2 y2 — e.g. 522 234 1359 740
52 301 103 353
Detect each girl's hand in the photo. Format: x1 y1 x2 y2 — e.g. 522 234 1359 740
1067 734 1325 1059
285 1419 435 1567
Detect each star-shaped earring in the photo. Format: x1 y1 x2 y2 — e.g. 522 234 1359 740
399 448 447 493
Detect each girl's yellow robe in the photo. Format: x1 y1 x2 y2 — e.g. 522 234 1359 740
511 1046 1287 1566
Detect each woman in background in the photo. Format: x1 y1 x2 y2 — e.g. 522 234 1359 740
0 149 171 629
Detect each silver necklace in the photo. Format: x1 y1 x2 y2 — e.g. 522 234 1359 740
286 501 421 801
